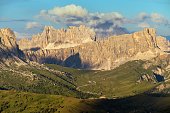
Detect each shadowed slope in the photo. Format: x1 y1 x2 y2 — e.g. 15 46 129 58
0 90 170 113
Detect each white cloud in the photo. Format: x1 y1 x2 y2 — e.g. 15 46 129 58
137 12 169 25
26 22 42 29
138 12 150 21
36 4 170 36
48 4 88 17
14 31 31 39
138 22 150 28
151 13 162 23
37 5 128 37
150 13 169 24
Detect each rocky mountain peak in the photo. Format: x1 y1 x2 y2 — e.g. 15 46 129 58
44 26 55 30
0 28 25 65
42 26 55 34
0 28 18 52
18 25 96 50
132 28 156 38
131 28 158 49
143 28 156 35
19 27 170 70
157 36 170 51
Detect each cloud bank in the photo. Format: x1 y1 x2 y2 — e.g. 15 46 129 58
38 4 129 37
137 12 170 27
37 4 170 37
26 22 42 29
48 4 88 17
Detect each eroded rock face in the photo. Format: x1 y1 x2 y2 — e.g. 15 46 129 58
18 27 169 70
156 36 170 52
140 74 156 82
142 54 170 93
0 28 18 52
18 25 96 50
0 28 25 65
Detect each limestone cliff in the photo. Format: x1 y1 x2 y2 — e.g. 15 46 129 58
142 54 170 93
18 25 96 50
156 36 170 52
18 26 169 70
0 28 18 52
0 28 25 66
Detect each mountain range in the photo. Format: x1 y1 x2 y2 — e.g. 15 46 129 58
0 26 170 112
18 25 169 70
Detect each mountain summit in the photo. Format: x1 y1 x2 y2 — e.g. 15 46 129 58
18 26 169 70
18 25 96 50
0 28 25 66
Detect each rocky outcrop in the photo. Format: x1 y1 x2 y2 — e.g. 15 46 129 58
142 54 170 93
0 28 25 66
18 25 96 50
156 36 170 52
0 28 18 52
17 26 170 70
138 74 156 82
136 54 170 85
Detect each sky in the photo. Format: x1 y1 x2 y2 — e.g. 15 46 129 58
0 0 170 38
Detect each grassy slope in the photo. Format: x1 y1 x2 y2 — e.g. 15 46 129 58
0 90 66 113
46 60 157 98
0 90 170 113
1 60 169 113
1 60 157 98
0 65 93 99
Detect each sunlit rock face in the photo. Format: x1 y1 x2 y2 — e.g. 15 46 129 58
18 27 169 70
156 36 170 52
0 28 18 52
0 28 25 66
18 25 96 50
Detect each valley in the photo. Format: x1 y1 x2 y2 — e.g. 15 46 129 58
0 26 170 112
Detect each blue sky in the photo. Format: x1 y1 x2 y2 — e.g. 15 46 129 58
0 0 170 38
